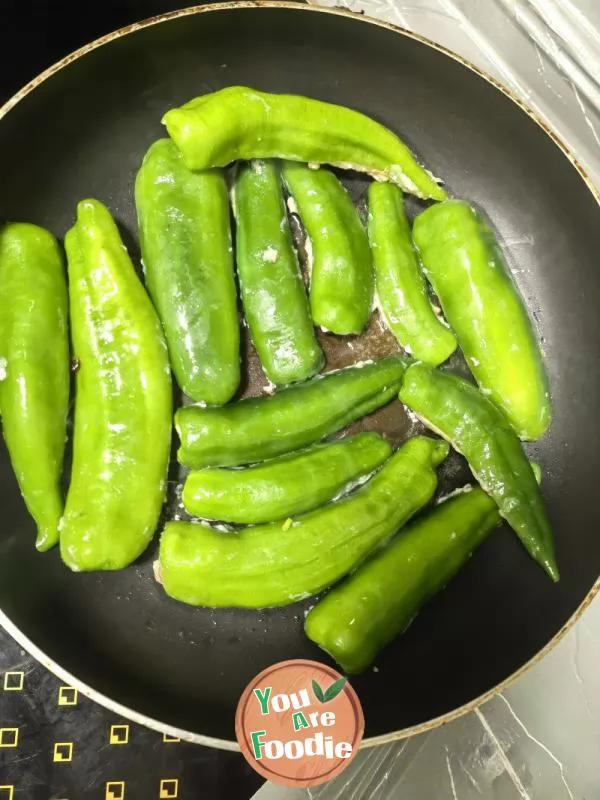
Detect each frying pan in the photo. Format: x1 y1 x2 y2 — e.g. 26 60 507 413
1 2 599 750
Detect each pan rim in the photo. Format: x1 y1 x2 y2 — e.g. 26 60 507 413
1 0 599 752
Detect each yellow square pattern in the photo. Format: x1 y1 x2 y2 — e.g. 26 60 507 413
163 732 180 743
53 742 74 762
58 685 78 706
105 781 126 800
3 672 24 691
159 779 179 799
0 786 14 800
109 724 130 745
0 729 18 748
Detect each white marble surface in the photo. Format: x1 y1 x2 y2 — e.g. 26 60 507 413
254 1 600 797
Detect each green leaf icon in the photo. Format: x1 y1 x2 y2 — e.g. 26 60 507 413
312 677 347 703
312 679 325 703
323 677 347 702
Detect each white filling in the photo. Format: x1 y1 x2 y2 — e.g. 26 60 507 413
436 484 474 505
261 246 278 263
304 236 314 278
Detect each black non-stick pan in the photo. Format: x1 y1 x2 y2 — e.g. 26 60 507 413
1 2 599 749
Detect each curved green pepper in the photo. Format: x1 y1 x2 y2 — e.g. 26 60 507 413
412 200 551 440
283 162 373 335
234 159 323 384
60 200 172 571
159 436 449 608
0 224 69 551
306 487 499 673
176 355 408 468
182 431 391 524
367 182 456 364
399 362 558 581
135 139 239 405
163 86 446 200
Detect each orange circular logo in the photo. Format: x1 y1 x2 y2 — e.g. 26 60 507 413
235 659 364 787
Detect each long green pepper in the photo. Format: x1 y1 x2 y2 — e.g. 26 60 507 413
160 436 449 608
0 224 69 551
135 139 240 405
367 182 456 364
61 200 172 571
176 355 409 468
283 162 373 335
399 362 558 581
413 200 551 440
234 159 323 384
305 487 500 673
182 432 392 524
163 86 446 200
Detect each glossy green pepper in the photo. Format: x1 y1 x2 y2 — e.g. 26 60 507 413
60 199 172 571
135 139 239 405
0 224 69 551
412 200 551 440
306 487 499 673
234 159 323 384
163 86 446 200
398 362 558 581
283 162 373 335
176 355 409 468
367 182 456 364
182 431 391 524
159 436 449 608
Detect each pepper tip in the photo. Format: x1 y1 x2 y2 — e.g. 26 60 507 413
431 438 450 466
546 561 560 583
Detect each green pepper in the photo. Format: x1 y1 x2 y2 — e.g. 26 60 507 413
306 465 542 673
163 86 446 201
283 162 373 335
159 436 449 608
233 159 323 384
412 200 551 440
182 431 391 524
60 199 172 571
367 182 456 364
176 355 409 468
135 139 239 405
398 362 558 581
306 487 499 673
0 224 69 551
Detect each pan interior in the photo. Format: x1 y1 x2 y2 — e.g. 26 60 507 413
0 5 599 743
